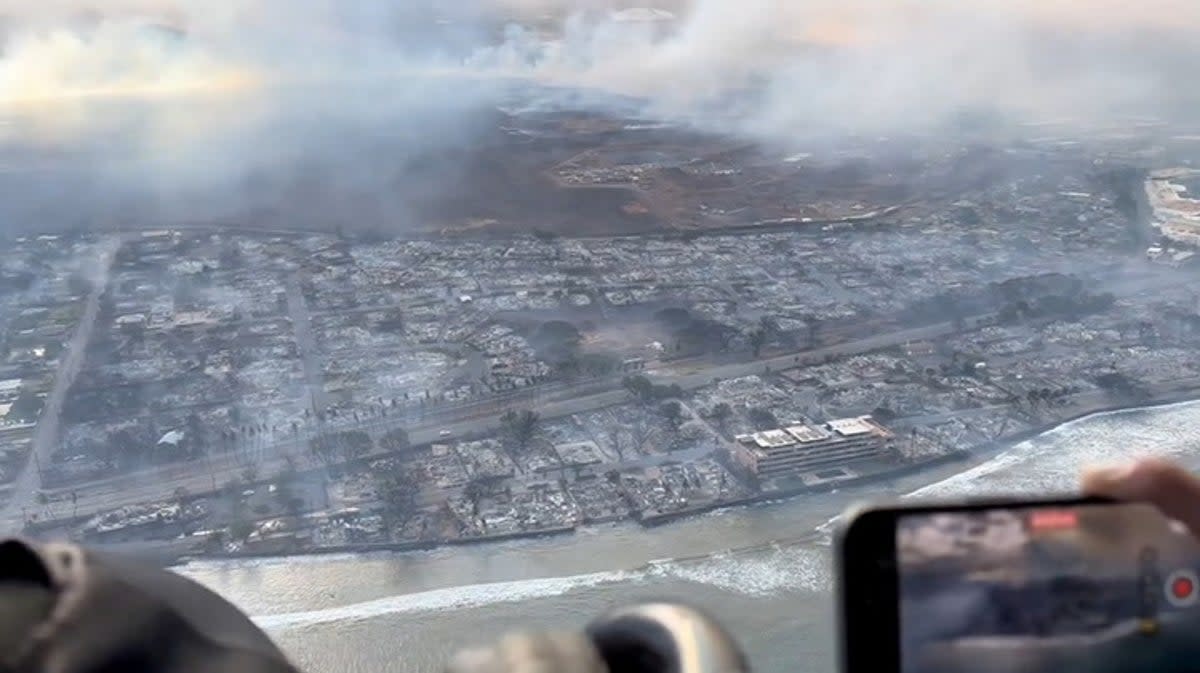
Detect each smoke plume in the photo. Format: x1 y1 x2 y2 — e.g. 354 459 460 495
0 0 1196 232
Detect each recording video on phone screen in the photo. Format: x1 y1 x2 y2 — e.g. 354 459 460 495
898 503 1200 673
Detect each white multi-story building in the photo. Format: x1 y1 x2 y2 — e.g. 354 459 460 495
735 416 893 480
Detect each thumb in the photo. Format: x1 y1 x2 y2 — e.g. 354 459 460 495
1082 458 1200 537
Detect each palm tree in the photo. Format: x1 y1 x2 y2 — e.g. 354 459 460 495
604 427 626 461
748 328 768 358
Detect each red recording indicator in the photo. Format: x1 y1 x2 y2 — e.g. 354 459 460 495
1166 570 1200 607
1029 509 1079 531
1173 577 1194 600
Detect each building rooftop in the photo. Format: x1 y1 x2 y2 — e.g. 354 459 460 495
752 429 795 448
826 416 878 437
785 423 832 443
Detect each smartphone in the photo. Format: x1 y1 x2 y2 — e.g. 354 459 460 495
837 496 1200 673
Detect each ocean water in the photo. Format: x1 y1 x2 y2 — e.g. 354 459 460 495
178 401 1200 673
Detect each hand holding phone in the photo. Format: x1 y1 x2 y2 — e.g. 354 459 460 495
838 462 1200 673
1082 459 1200 538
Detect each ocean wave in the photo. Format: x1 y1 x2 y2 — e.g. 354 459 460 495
909 399 1200 498
651 544 832 597
254 569 639 632
252 542 834 632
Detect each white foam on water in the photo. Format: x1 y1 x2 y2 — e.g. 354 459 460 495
651 545 832 597
908 399 1200 498
254 569 639 632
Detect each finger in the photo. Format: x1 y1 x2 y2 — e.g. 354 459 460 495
1080 462 1138 498
1082 458 1200 536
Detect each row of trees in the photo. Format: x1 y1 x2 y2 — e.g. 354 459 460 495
307 426 413 466
654 308 816 357
622 375 683 405
308 431 373 465
996 292 1116 325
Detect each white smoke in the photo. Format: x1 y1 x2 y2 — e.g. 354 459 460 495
4 0 1198 129
471 0 1200 137
0 0 1196 231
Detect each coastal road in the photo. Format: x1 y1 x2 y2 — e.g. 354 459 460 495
1 239 117 531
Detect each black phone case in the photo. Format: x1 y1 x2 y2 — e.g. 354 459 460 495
835 494 1116 673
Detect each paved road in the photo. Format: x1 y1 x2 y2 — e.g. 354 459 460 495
659 316 993 387
1 239 116 526
285 274 328 415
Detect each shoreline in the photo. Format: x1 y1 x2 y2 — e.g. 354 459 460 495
180 451 972 565
107 389 1200 568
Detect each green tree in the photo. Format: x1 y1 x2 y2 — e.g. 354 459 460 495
658 401 684 430
534 320 582 370
747 406 778 431
229 518 255 541
500 409 541 451
579 353 619 378
308 435 340 465
804 315 820 347
464 477 490 517
870 406 897 423
381 427 410 451
622 375 655 404
376 468 419 523
379 312 405 334
273 482 294 507
205 530 227 552
710 402 733 434
651 383 684 400
338 431 373 463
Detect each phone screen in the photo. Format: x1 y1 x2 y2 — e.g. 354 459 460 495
897 502 1200 673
